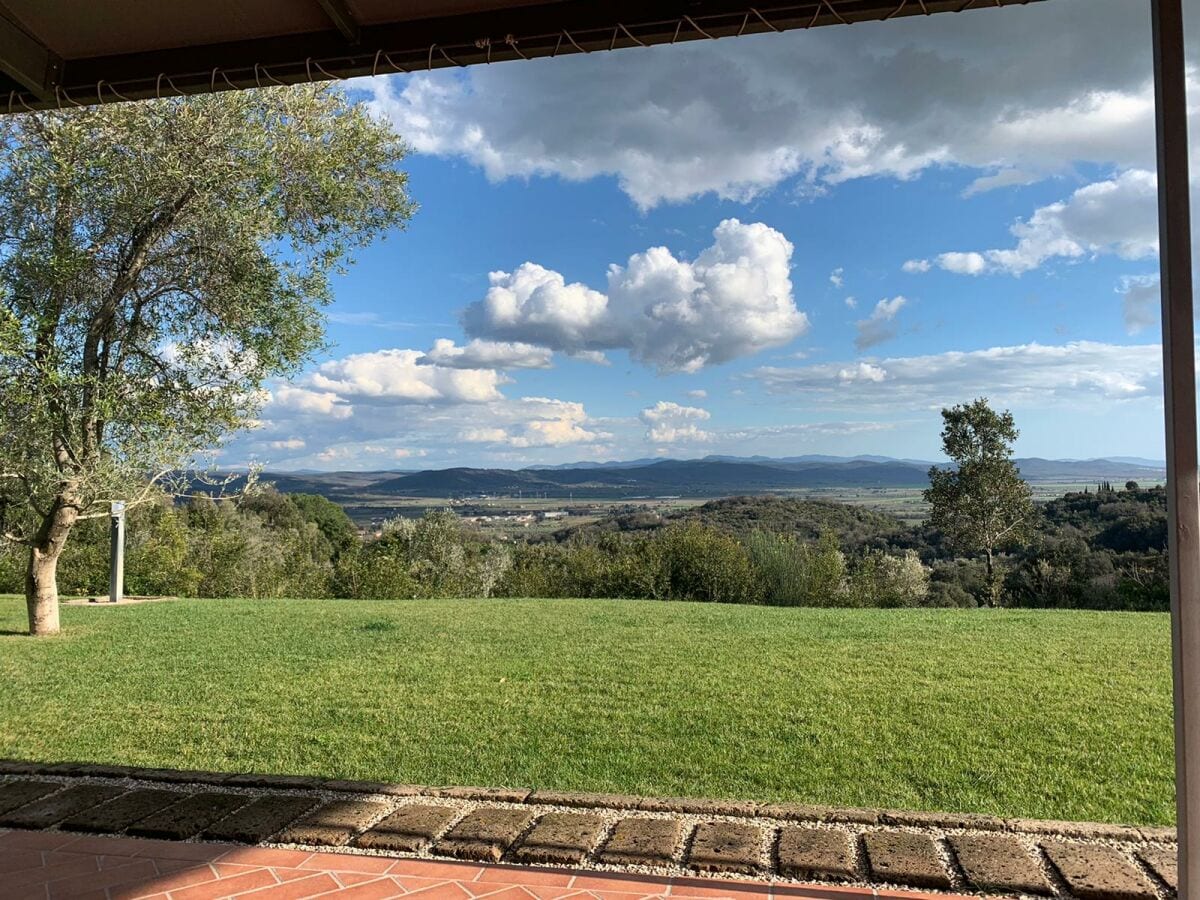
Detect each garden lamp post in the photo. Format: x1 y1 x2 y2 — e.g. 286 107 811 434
109 500 125 603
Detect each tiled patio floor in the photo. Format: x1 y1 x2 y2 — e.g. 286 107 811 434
0 830 961 900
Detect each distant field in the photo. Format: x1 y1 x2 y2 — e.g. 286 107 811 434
340 481 1163 529
0 596 1173 824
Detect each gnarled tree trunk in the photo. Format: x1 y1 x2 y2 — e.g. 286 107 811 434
24 498 78 636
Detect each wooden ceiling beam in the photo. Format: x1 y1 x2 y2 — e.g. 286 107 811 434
315 0 360 44
0 4 61 101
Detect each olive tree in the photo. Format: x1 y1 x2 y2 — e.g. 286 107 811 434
924 398 1035 606
0 87 414 635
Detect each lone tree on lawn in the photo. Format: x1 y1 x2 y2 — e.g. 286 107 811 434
0 87 414 636
924 398 1035 606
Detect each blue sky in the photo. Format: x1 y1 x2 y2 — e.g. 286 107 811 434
226 0 1187 471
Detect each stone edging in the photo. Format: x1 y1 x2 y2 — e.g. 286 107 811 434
0 761 1180 899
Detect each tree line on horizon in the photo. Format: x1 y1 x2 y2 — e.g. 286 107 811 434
0 473 1168 612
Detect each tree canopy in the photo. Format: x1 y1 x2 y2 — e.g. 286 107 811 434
924 398 1034 605
0 86 415 634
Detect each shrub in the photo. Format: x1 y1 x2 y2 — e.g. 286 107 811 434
744 530 848 606
929 559 987 607
658 522 757 604
342 510 510 600
849 550 930 608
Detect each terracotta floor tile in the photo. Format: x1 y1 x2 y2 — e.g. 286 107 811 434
472 867 576 887
169 866 278 899
127 837 236 861
56 834 148 857
464 883 531 897
393 875 461 892
0 848 44 872
339 871 388 885
667 890 770 900
153 856 205 874
99 852 145 868
231 872 340 897
274 865 327 881
0 829 80 850
7 853 101 888
518 884 589 900
323 877 407 898
772 886 875 900
220 847 316 868
114 861 220 895
389 859 487 880
666 881 771 900
215 861 270 875
297 850 398 874
404 881 478 900
46 857 159 898
42 848 106 865
570 874 673 893
471 886 543 900
7 884 62 900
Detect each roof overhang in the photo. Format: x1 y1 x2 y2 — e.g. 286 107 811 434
0 0 1038 112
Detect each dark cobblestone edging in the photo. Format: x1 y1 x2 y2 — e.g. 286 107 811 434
0 760 1180 899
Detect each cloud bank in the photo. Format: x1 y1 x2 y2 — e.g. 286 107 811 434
365 0 1182 208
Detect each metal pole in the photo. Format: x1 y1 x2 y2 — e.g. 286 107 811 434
1152 0 1198 892
109 501 125 603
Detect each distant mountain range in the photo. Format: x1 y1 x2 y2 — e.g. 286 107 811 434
244 454 1167 501
524 454 939 470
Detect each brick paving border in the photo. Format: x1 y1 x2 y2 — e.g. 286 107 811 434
0 760 1181 899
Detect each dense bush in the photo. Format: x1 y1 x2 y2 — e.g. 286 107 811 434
0 487 350 599
0 481 1172 610
848 550 930 608
337 511 510 600
927 559 984 607
496 524 753 603
744 530 847 606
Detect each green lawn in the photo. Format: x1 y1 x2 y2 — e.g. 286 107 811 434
0 596 1174 825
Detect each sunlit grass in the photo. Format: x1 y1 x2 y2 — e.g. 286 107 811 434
0 596 1174 824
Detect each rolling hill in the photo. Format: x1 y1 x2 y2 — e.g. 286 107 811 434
246 454 1166 501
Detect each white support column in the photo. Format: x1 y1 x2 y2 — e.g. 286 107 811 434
1152 0 1199 892
109 501 125 604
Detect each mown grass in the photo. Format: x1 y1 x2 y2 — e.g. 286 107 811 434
0 596 1174 824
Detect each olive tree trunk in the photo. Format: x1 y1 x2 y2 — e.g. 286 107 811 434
23 498 78 636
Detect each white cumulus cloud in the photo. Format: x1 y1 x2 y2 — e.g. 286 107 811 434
461 397 612 448
640 401 713 444
418 338 554 370
928 170 1159 276
269 385 352 419
462 219 807 373
310 349 507 403
936 252 988 276
461 264 612 351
